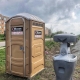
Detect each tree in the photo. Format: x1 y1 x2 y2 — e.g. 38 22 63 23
49 25 54 41
51 31 64 38
55 31 64 34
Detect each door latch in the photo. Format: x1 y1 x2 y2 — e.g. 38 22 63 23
20 46 24 51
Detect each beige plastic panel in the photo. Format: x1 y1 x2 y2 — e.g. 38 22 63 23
10 18 24 26
6 21 10 73
6 18 45 78
11 25 24 76
6 18 30 77
25 19 30 76
31 25 44 77
6 18 24 76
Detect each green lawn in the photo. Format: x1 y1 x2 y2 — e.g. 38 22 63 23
0 39 5 42
0 34 5 42
0 49 5 73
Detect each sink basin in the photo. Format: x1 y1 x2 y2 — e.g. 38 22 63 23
53 54 77 62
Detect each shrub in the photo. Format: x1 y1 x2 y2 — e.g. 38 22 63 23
45 41 59 50
0 34 5 41
45 35 51 38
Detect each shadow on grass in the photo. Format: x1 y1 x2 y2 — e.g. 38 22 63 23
0 73 29 80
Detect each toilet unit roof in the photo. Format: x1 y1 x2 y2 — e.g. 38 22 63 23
6 13 44 23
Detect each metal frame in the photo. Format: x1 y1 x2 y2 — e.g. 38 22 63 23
9 17 26 76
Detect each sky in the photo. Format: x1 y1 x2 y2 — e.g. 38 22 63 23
0 0 80 35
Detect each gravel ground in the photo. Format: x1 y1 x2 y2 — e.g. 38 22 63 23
70 40 80 80
72 40 80 60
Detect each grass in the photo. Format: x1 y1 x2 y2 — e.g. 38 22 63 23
0 47 80 80
45 41 59 50
0 48 55 80
0 39 5 42
45 35 51 38
0 49 5 73
0 34 5 42
0 49 6 80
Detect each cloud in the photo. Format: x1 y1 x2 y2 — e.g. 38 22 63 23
0 0 80 21
46 15 80 35
71 12 77 19
0 0 80 34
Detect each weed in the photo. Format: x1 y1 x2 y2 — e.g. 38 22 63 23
45 41 59 50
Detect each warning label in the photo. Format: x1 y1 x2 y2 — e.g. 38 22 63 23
35 30 42 38
11 27 23 35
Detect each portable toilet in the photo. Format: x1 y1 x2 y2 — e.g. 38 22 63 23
5 13 45 78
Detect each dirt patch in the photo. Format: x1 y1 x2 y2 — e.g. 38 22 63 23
73 59 80 80
32 52 80 80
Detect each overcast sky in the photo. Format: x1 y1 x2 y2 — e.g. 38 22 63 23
0 0 80 35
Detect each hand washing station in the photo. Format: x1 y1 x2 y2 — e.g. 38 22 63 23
53 34 77 80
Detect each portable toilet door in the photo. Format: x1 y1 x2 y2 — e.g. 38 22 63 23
6 17 27 77
5 13 45 78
